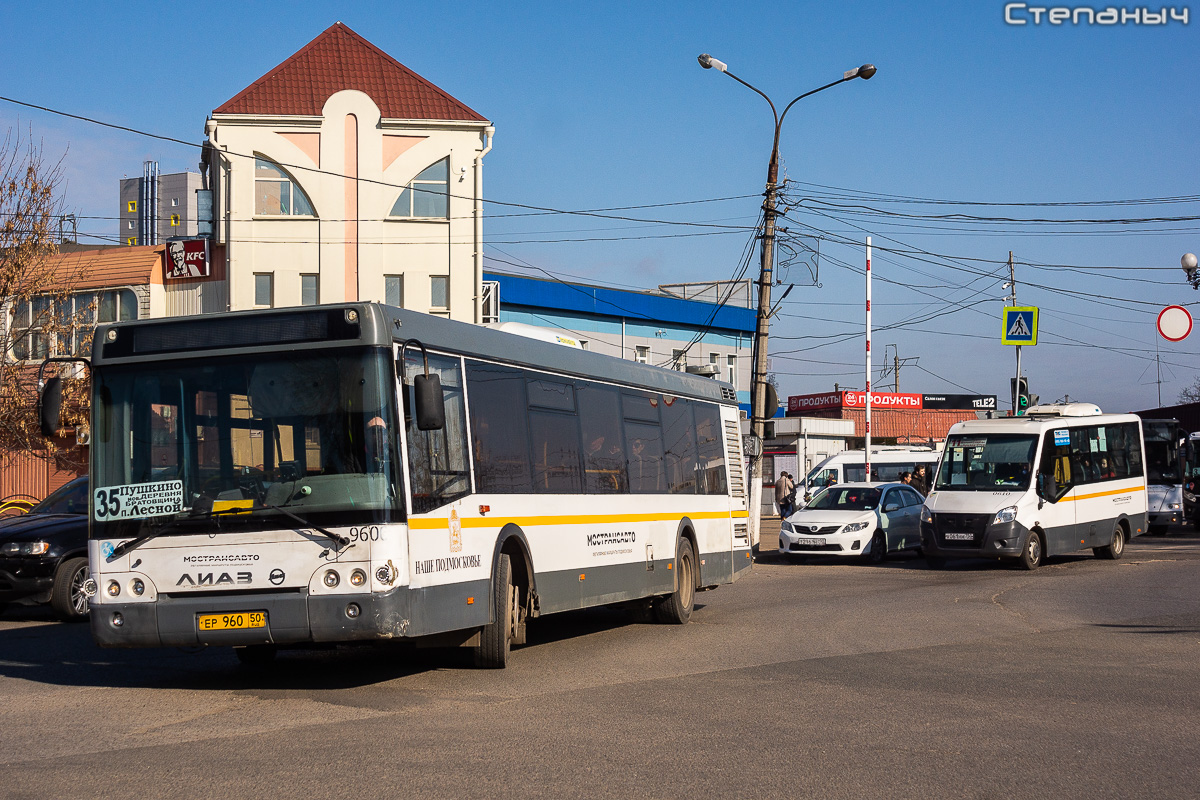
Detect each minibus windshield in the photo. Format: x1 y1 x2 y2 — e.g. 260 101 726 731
935 434 1039 491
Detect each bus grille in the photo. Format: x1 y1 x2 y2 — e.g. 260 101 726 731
932 513 992 546
725 420 746 498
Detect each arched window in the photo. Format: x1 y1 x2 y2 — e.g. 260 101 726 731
254 158 315 216
390 159 449 219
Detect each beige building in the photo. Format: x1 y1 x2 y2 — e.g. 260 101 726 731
199 22 494 322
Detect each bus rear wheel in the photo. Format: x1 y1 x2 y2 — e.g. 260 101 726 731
474 553 515 668
1095 523 1125 560
654 538 695 625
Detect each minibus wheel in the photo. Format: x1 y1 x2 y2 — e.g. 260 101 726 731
1017 530 1043 570
1094 523 1125 560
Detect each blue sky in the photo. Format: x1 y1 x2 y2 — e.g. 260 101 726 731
2 0 1197 413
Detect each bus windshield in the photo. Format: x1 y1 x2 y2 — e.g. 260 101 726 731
91 348 403 539
935 434 1038 491
1143 422 1181 486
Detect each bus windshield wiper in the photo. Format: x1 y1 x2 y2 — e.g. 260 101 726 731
108 503 349 561
246 502 351 549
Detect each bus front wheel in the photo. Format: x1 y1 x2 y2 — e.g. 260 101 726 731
1095 523 1125 560
475 553 515 669
1017 530 1043 570
654 538 695 625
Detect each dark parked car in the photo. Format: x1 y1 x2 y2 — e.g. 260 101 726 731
0 477 89 621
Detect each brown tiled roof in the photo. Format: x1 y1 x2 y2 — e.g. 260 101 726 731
838 408 980 441
213 22 487 122
48 245 163 289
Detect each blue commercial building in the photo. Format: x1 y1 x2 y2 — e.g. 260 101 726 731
483 271 758 412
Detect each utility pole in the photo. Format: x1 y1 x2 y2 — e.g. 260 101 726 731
696 53 875 550
881 344 918 392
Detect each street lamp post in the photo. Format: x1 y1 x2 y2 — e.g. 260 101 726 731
1183 253 1199 289
699 53 875 550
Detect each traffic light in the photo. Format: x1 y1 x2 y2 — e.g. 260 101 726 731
1011 377 1031 416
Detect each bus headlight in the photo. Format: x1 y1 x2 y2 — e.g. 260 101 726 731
130 579 145 596
920 505 933 524
323 570 340 588
349 569 366 587
106 580 121 597
993 505 1018 525
1169 503 1181 510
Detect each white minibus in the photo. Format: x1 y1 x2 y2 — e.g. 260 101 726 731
920 403 1147 570
802 446 941 498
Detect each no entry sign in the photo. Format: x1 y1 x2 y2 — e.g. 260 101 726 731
1157 305 1193 342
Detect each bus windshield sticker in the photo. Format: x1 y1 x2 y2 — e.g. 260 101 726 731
1054 429 1070 446
93 480 185 520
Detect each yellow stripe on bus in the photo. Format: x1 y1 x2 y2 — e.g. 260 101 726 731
409 509 748 530
1059 484 1146 503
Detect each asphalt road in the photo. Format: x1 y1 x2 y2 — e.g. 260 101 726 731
1 525 1198 799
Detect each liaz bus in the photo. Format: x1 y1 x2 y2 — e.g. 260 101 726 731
38 304 750 668
920 403 1147 570
1141 419 1188 534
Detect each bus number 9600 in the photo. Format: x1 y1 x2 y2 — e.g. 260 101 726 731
348 526 381 543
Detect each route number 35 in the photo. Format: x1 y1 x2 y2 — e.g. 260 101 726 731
94 489 123 518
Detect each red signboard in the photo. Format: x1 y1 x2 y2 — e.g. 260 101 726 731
788 390 925 413
164 238 211 280
842 391 923 409
787 392 843 413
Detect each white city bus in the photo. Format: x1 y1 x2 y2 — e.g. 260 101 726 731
920 403 1147 570
48 304 749 668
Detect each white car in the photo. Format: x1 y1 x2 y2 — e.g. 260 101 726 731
779 481 925 562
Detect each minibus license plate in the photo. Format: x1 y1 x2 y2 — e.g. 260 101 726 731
797 537 825 546
944 533 974 541
198 611 266 631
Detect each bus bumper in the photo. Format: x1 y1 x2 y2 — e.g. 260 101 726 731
90 586 422 649
920 519 1026 560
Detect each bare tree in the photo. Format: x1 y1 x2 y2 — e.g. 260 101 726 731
0 128 90 471
1179 380 1200 405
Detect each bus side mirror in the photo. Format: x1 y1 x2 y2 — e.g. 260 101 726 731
413 373 445 431
38 376 64 438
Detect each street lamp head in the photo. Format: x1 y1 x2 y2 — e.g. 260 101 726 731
844 64 878 81
698 53 728 72
1184 253 1199 286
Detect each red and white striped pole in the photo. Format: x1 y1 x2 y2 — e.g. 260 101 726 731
865 236 872 481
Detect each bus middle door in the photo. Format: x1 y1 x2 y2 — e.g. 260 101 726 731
1037 430 1078 556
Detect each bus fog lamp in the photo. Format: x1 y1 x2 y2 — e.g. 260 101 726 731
130 579 145 596
350 569 366 587
345 603 361 619
106 580 121 597
106 329 118 342
323 570 340 588
111 612 123 628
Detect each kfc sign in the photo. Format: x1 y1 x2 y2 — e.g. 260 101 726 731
165 238 211 280
842 391 923 409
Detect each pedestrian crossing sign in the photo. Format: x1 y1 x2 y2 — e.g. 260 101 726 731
1002 306 1038 345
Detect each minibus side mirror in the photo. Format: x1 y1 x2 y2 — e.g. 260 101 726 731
38 376 64 438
